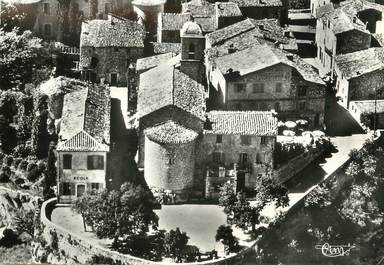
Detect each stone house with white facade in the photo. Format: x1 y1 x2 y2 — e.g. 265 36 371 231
314 0 384 77
79 15 145 86
334 47 384 109
57 84 110 204
206 43 326 128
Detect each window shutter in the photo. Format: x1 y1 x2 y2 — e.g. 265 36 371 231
87 156 93 169
98 156 104 169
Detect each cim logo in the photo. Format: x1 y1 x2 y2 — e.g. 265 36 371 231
315 243 356 257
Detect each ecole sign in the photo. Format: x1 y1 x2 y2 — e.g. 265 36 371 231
73 176 89 181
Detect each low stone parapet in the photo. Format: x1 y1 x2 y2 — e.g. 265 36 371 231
39 198 256 265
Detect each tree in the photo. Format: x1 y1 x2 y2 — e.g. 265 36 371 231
164 228 189 261
43 143 57 199
12 208 35 236
72 182 159 248
31 110 50 158
218 181 237 214
304 184 332 209
215 225 238 254
0 28 52 91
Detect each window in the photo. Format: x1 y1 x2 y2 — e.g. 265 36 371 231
216 135 222 144
240 135 251 145
62 182 71 195
110 73 117 86
213 152 225 164
188 43 195 59
63 154 72 169
261 136 267 145
234 83 246 93
91 183 100 190
43 3 50 14
87 155 104 170
44 24 51 36
252 83 264 93
275 83 282 93
239 153 248 164
256 153 264 164
298 86 307 97
298 101 306 110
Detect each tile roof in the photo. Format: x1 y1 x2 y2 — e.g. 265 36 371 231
137 56 206 120
212 44 324 84
335 48 384 80
58 85 110 152
204 111 278 136
80 16 145 48
206 18 295 57
206 18 255 46
351 100 384 114
145 120 199 144
324 10 368 35
215 2 242 17
136 52 177 73
161 13 190 31
232 0 282 7
153 42 181 54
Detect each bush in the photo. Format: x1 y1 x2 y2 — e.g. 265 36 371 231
17 160 28 171
13 158 22 169
26 162 37 172
3 155 14 167
273 142 306 168
26 167 41 182
12 144 34 158
0 166 11 182
0 229 20 247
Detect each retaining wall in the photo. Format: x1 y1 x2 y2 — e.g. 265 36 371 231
40 198 256 265
273 148 323 184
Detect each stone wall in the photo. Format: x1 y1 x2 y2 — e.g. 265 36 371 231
38 198 256 265
194 134 275 190
144 137 196 197
273 148 323 184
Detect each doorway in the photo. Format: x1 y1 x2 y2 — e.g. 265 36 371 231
76 184 86 197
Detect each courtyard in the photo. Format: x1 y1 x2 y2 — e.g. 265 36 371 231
50 204 252 259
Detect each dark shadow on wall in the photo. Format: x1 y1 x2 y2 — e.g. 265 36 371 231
107 98 147 190
325 92 364 137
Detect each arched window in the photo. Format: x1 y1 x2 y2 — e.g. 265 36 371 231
188 43 196 59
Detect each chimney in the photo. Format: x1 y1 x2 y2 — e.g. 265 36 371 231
228 44 236 54
353 16 357 23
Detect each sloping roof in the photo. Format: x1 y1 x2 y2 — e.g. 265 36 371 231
136 52 177 73
153 42 181 54
213 44 324 84
325 10 368 35
57 131 109 152
206 19 255 46
204 111 278 136
372 33 384 47
351 100 384 114
132 0 166 6
315 3 334 18
137 56 205 120
232 0 282 7
215 2 242 17
80 17 145 48
213 44 291 77
161 13 190 31
335 48 384 80
145 121 199 144
58 85 110 152
206 18 294 57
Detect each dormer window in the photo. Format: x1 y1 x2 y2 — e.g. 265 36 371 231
188 43 195 59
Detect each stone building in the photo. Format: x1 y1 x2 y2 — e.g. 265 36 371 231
334 47 384 109
196 111 277 196
137 20 206 199
33 0 134 42
79 15 145 86
57 85 110 204
205 18 298 54
315 0 384 77
132 0 166 34
157 1 243 43
206 43 326 128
